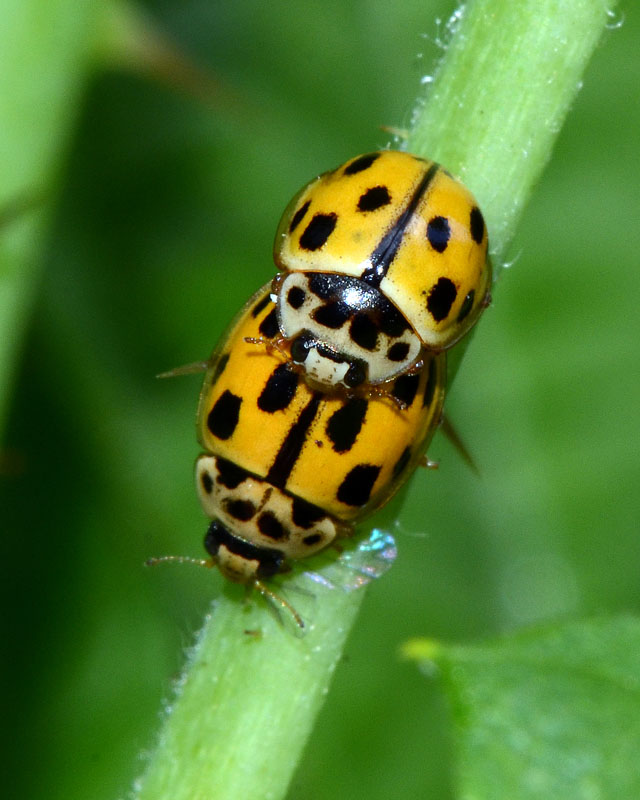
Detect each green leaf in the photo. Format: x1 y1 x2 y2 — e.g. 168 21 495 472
0 0 101 438
405 616 640 798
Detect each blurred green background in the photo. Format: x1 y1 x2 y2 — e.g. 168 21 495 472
1 2 638 798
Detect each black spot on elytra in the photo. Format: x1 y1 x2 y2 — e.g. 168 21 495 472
303 533 323 547
259 308 279 338
392 446 412 480
337 464 381 507
207 390 242 440
299 213 337 251
470 206 485 244
344 153 380 175
426 277 457 322
392 374 419 407
386 342 410 362
358 186 391 212
200 471 213 494
251 294 271 318
423 358 438 408
349 314 378 351
257 364 298 413
289 200 311 233
313 300 351 329
224 498 256 521
287 286 306 309
291 497 326 529
427 216 451 253
457 289 475 323
215 458 250 490
210 352 229 384
257 511 287 540
326 397 368 453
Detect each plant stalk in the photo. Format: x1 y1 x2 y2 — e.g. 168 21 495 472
133 1 615 798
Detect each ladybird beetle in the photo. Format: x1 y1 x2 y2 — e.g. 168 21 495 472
271 150 491 391
151 285 445 631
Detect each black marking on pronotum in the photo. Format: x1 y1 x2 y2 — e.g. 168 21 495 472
312 300 351 329
303 533 323 547
204 520 284 578
266 392 322 489
392 374 420 408
257 511 287 540
289 200 311 233
379 303 410 337
386 342 410 362
308 272 338 299
299 213 337 251
423 358 438 408
326 397 368 453
349 313 379 351
224 498 257 521
358 186 391 212
200 470 214 494
251 293 271 318
337 464 381 507
287 285 306 309
470 206 485 244
215 457 251 489
207 390 242 440
257 364 298 413
259 308 279 338
291 497 326 529
343 153 380 175
426 277 457 322
361 162 439 288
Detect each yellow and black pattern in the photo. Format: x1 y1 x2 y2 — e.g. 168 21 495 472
273 150 491 355
151 152 493 625
195 286 445 585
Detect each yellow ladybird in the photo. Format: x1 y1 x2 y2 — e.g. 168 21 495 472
272 150 491 391
192 286 445 617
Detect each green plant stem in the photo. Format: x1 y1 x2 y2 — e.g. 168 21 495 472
408 0 613 265
133 1 615 798
135 586 367 800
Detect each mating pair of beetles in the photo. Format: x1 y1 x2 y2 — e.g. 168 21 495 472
150 150 492 631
